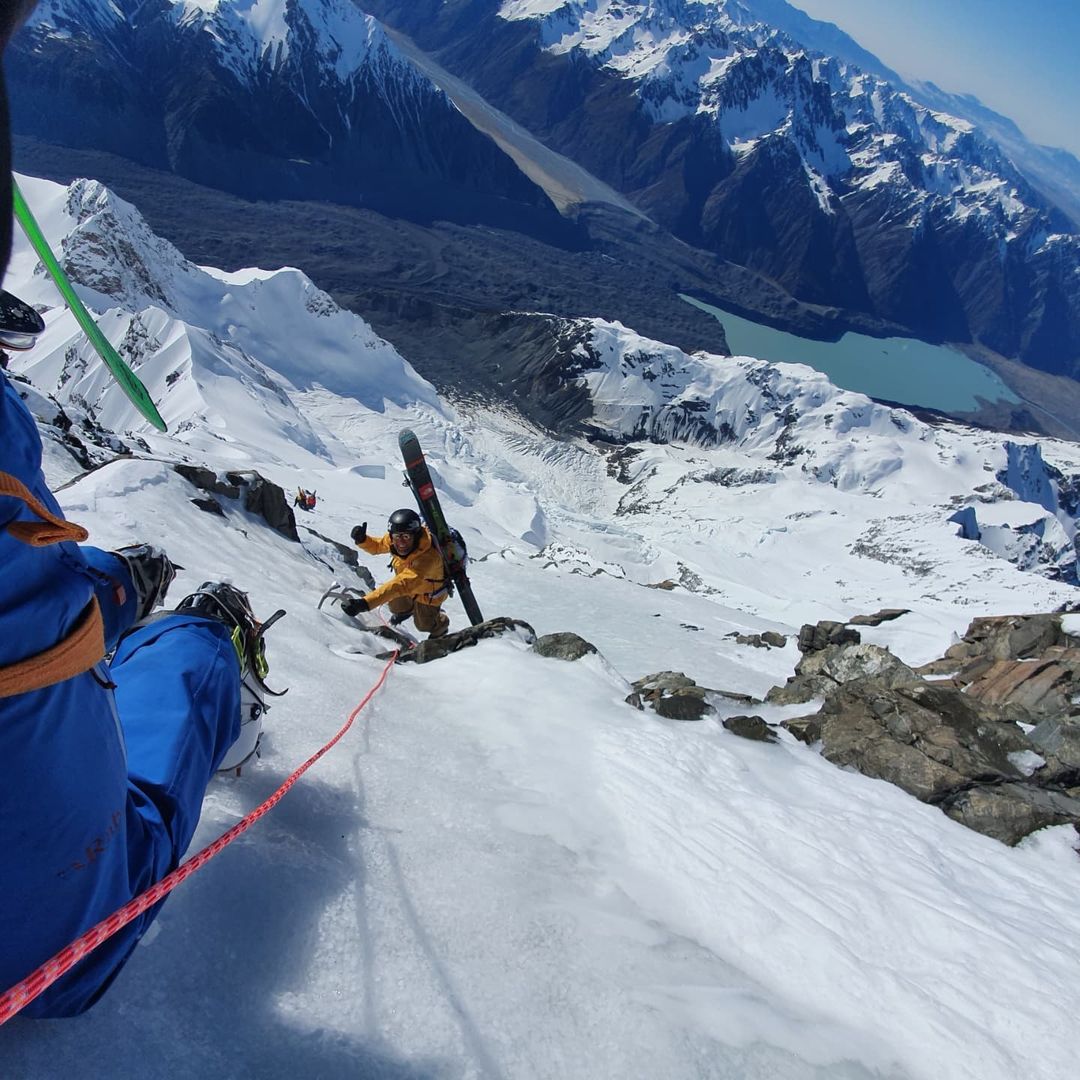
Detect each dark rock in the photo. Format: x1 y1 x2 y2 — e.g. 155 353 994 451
848 609 911 626
723 715 778 742
655 692 713 722
228 472 298 542
797 620 861 653
533 632 598 661
397 617 536 665
817 679 1031 803
190 497 225 516
766 642 919 705
632 671 715 721
175 464 297 540
173 464 240 499
1027 718 1080 785
782 715 823 745
939 785 1080 846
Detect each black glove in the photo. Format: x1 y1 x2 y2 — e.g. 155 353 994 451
113 543 179 621
350 522 367 544
341 596 370 617
388 611 411 626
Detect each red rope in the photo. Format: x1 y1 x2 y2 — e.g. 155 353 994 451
0 653 397 1025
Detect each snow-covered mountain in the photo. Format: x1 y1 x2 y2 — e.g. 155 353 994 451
11 171 1080 601
5 170 1080 1079
8 0 556 222
362 0 1080 378
7 175 443 467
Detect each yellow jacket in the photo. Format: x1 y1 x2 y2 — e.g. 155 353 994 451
359 529 447 608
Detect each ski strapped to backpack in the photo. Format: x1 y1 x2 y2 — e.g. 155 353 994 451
398 428 484 626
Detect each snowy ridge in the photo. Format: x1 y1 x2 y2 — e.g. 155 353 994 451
557 315 1080 588
28 0 435 108
173 0 415 85
578 316 1039 489
10 172 1080 593
5 173 1080 1079
9 174 441 466
498 0 1077 241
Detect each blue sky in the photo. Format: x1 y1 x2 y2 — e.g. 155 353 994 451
790 0 1080 158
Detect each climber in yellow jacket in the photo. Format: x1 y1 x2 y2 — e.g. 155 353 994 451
342 508 450 638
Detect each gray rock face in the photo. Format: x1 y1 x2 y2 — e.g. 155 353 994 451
817 679 1029 802
1028 718 1080 782
769 612 1080 844
766 639 919 705
940 785 1080 847
533 632 598 662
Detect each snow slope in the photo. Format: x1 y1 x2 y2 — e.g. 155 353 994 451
2 174 1080 1079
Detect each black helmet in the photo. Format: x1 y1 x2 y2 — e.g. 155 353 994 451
388 508 422 535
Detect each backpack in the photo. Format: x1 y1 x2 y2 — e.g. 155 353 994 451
432 527 467 601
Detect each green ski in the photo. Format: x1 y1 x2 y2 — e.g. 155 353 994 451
12 179 167 431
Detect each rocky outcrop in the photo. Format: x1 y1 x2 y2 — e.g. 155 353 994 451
939 785 1080 847
398 617 537 664
814 680 1034 803
916 614 1072 671
533 632 598 662
848 608 911 626
729 630 787 649
766 617 917 705
722 715 778 743
627 671 716 721
173 465 298 542
772 614 1080 845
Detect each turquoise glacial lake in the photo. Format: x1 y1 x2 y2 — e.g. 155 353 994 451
681 294 1019 413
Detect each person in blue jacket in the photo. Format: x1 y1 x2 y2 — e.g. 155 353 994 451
0 0 273 1018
